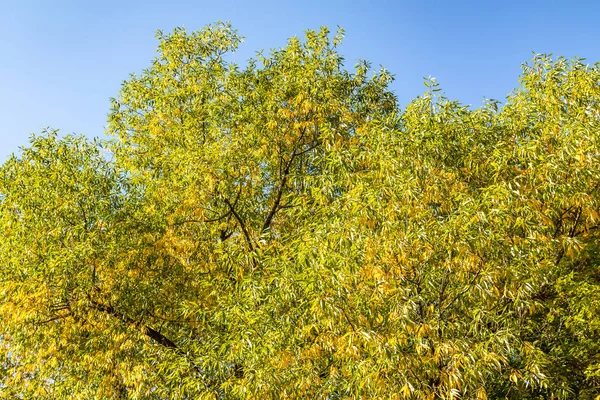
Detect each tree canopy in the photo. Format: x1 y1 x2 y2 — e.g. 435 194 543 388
1 23 600 399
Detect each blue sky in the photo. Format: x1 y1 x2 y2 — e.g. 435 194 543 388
1 0 599 161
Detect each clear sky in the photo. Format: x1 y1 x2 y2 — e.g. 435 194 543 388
1 0 599 161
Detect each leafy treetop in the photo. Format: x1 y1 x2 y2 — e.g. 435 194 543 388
1 23 600 399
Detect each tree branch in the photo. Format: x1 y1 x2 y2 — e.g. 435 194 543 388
90 301 181 351
261 155 294 233
262 127 313 233
224 197 254 252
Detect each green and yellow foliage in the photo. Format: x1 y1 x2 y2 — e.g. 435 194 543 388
1 23 600 399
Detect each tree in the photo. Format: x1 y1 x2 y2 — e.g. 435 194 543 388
1 23 599 399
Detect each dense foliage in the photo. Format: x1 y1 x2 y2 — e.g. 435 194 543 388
1 23 600 399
